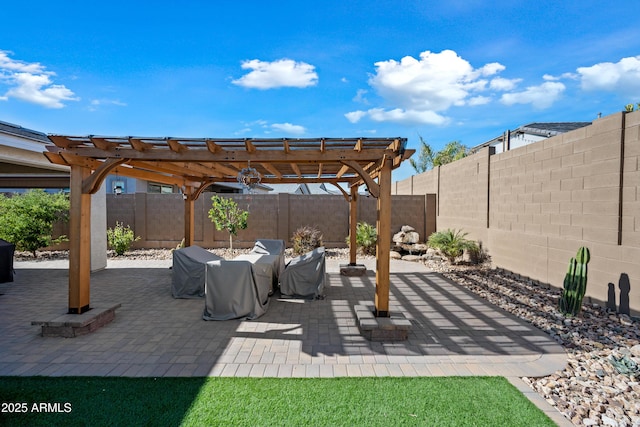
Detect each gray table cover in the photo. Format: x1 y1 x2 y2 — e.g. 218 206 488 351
280 247 326 298
203 260 269 320
172 245 223 298
234 253 279 295
250 239 285 278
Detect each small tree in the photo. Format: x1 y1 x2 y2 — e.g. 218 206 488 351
0 189 70 257
208 195 249 250
107 222 141 256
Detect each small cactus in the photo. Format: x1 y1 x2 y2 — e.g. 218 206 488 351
558 247 590 316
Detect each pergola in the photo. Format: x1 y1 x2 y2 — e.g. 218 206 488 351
44 136 413 317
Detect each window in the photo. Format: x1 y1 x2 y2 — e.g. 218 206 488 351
148 183 174 194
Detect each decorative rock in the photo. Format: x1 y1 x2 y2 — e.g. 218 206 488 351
631 344 640 358
390 251 402 260
401 225 415 232
601 414 619 426
409 243 429 252
401 255 421 262
392 229 420 245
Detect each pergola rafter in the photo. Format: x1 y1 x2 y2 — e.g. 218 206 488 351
44 135 413 318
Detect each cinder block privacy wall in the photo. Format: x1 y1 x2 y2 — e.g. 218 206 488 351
394 110 640 315
105 193 432 249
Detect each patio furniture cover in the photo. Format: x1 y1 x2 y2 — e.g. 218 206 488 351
250 239 285 278
0 239 15 283
203 260 268 320
233 253 278 299
280 247 326 298
172 245 223 298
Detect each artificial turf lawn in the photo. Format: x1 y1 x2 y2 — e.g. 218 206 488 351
0 376 555 426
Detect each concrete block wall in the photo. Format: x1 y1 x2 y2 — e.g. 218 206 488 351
623 111 640 248
102 192 428 249
393 110 640 314
437 148 491 244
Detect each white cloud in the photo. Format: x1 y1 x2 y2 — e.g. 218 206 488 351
0 50 78 108
271 122 306 135
490 77 521 91
468 96 491 106
88 98 127 111
352 89 369 104
348 49 509 125
500 81 565 109
348 108 448 125
232 58 318 89
369 50 504 111
577 55 640 96
234 127 252 135
345 110 367 123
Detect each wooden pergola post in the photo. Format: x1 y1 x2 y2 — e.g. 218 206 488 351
374 157 392 317
68 165 92 314
184 186 195 247
349 186 358 265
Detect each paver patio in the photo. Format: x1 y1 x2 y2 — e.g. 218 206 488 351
0 257 566 379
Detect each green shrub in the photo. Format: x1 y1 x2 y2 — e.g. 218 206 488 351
208 195 249 250
0 189 69 257
346 222 377 255
427 229 479 264
107 222 140 256
292 225 323 256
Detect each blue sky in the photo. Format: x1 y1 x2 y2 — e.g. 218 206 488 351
2 0 640 181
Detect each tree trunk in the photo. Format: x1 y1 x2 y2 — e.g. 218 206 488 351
229 233 233 251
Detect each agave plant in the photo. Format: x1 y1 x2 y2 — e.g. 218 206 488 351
427 229 478 263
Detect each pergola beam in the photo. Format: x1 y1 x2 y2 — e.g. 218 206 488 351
59 147 392 163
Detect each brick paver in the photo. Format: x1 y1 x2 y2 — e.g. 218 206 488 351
0 257 566 378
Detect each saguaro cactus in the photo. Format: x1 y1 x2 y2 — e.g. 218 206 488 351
559 247 590 316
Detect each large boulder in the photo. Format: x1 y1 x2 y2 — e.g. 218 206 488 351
390 250 403 259
392 226 420 245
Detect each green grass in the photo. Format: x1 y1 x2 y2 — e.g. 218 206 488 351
0 376 555 426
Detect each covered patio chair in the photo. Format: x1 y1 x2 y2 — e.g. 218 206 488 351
171 245 223 298
279 247 326 299
250 238 286 278
203 260 268 320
